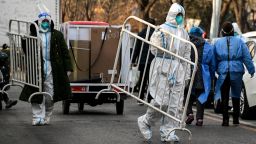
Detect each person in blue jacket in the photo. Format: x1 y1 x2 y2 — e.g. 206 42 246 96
213 21 255 126
185 27 215 126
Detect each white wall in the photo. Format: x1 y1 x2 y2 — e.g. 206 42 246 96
0 0 60 46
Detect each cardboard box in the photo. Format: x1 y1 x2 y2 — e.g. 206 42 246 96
90 27 121 82
67 26 121 83
69 40 90 82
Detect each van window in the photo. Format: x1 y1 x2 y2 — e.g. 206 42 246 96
246 41 256 58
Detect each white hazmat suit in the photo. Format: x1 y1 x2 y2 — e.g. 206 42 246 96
137 3 191 142
32 12 54 126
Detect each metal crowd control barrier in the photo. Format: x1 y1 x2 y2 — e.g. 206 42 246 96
1 19 52 102
96 16 198 143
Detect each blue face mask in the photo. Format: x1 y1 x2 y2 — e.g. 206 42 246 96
41 22 50 30
175 15 183 25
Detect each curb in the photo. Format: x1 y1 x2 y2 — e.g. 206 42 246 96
203 109 256 129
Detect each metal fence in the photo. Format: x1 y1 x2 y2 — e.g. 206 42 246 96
1 19 52 102
96 16 198 142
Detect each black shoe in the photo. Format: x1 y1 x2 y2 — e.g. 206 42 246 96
222 120 229 126
5 100 18 109
185 114 194 125
233 119 240 125
196 119 203 126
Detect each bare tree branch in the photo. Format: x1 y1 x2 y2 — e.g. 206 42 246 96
220 0 232 25
145 0 157 14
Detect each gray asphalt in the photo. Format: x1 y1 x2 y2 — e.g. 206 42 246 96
0 87 256 144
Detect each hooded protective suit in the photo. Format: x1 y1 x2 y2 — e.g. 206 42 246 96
137 3 191 142
19 11 73 126
30 12 54 125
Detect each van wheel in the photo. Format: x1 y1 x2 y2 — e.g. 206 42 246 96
116 100 124 115
240 86 250 119
62 100 70 114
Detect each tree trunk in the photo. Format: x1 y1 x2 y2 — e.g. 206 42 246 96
233 0 242 31
135 0 157 30
220 0 232 28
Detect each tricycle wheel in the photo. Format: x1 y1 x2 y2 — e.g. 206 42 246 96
62 100 70 114
116 99 124 115
78 103 84 112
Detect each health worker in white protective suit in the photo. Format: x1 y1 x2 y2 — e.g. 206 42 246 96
137 3 191 143
19 9 73 126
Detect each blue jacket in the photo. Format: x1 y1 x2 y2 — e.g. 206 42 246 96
197 41 215 104
213 36 255 100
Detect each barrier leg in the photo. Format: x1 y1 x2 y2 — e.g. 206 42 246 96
28 92 52 103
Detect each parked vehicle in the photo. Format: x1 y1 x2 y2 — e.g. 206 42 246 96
242 31 256 42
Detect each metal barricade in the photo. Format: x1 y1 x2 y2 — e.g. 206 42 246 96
1 19 52 102
96 16 198 142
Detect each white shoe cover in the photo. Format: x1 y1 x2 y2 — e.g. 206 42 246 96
32 118 45 126
161 132 180 142
137 116 152 140
44 116 51 125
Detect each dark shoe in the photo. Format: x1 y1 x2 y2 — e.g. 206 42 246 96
233 119 240 125
185 114 194 125
5 100 17 109
196 119 203 126
222 120 229 126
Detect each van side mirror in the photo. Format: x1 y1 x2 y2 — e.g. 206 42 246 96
246 41 256 59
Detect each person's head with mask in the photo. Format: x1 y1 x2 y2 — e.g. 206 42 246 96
189 27 204 38
189 26 206 47
166 3 185 26
38 12 51 33
221 21 234 37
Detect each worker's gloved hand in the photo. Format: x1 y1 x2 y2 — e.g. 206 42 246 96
67 71 71 76
155 25 161 31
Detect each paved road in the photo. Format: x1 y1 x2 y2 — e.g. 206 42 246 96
0 87 256 144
